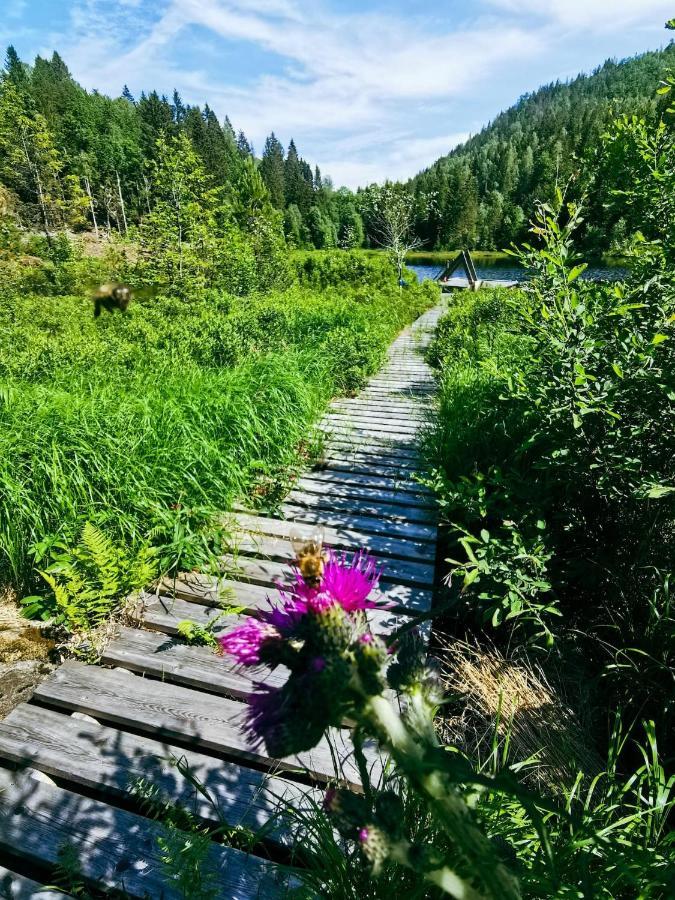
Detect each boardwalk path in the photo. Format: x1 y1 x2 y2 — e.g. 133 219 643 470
0 304 444 898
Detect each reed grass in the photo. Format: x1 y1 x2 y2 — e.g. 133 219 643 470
0 267 437 594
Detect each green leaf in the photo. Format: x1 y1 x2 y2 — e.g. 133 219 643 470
463 568 480 588
611 363 623 378
567 263 587 282
652 334 669 345
644 484 675 499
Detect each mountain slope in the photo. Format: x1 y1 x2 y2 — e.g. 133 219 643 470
408 43 675 252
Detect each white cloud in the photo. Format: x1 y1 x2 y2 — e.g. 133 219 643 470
486 0 674 31
48 0 541 186
323 132 471 188
33 0 671 187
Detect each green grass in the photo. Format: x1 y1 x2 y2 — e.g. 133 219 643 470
0 253 438 596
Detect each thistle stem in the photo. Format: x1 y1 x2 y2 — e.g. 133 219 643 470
388 840 482 900
365 693 521 900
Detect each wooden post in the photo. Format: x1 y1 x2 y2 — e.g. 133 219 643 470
437 249 479 288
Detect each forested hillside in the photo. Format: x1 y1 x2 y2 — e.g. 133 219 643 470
0 46 363 252
408 43 675 253
3 42 675 258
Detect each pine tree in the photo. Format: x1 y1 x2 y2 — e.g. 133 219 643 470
260 133 285 208
223 115 236 141
137 91 174 158
172 89 186 124
236 131 252 157
4 46 28 87
284 138 313 215
122 84 135 103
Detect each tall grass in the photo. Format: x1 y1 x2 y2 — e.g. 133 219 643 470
0 254 437 594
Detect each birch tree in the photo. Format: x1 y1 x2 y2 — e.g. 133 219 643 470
366 184 420 284
0 77 86 240
139 132 219 293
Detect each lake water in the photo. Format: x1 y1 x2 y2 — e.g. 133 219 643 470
408 263 627 284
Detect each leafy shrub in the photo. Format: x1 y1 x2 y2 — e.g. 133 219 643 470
424 107 674 824
447 520 559 647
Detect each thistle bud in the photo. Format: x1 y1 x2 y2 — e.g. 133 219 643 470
358 824 390 875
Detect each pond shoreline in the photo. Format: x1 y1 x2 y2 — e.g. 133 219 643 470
404 249 629 266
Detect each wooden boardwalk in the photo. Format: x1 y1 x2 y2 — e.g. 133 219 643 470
0 305 444 898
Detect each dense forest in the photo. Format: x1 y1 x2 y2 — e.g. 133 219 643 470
3 42 675 260
0 45 365 254
408 42 675 253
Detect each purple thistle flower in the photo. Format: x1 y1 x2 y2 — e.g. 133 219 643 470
358 826 370 844
263 588 307 634
307 590 337 614
321 550 382 613
359 632 374 644
219 619 280 666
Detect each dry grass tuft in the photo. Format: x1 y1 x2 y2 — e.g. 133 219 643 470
437 637 601 788
0 588 55 664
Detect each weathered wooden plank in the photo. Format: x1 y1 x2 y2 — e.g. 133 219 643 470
363 386 434 397
0 704 315 843
229 534 434 586
310 457 429 493
320 447 421 471
280 503 437 543
0 770 289 900
0 868 71 900
367 371 434 382
320 424 419 445
222 557 432 612
322 418 421 439
33 662 380 789
330 404 427 422
159 573 271 613
367 385 430 394
323 437 421 461
358 392 432 403
318 457 420 480
291 468 431 498
101 625 287 698
294 476 436 511
144 582 417 643
228 511 433 562
378 372 429 379
136 591 235 635
368 378 434 388
329 404 427 422
322 414 421 435
285 489 436 525
224 538 434 589
369 366 433 377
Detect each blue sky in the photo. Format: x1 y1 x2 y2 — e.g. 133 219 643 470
3 0 674 188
